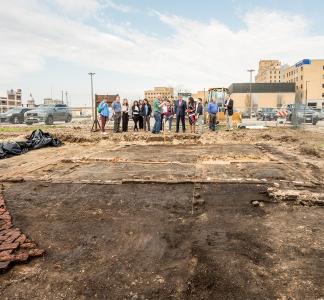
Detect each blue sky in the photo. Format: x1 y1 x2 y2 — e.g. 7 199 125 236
0 0 324 106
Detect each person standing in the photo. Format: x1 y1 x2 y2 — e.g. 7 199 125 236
121 98 129 132
132 100 140 131
164 100 175 132
175 95 187 133
112 96 122 133
208 98 219 132
196 98 204 134
187 97 197 134
138 100 144 131
152 94 164 134
141 98 152 132
224 95 234 131
97 97 109 135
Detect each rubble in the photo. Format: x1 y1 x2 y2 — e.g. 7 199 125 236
0 193 44 272
267 187 324 206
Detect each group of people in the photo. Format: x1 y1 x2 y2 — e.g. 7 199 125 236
97 94 234 135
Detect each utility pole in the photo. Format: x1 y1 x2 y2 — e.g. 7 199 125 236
61 90 64 104
305 81 310 126
65 91 68 106
247 69 255 119
89 72 99 131
305 81 310 104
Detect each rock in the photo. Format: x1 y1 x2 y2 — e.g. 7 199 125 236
251 201 260 207
193 199 205 206
193 192 201 199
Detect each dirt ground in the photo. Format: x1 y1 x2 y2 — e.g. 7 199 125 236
0 124 323 299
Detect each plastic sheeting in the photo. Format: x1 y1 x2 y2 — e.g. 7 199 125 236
0 129 62 159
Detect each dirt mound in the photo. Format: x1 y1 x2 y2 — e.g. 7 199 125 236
54 132 101 143
300 145 323 158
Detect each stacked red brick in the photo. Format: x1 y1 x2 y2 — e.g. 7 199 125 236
0 193 44 272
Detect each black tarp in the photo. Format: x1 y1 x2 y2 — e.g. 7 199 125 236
0 129 62 159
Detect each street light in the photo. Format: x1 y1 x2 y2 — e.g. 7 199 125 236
305 80 310 127
88 72 98 131
247 69 255 119
305 80 310 104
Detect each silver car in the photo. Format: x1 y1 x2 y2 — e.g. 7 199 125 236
25 104 72 125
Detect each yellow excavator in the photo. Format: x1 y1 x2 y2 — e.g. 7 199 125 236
207 87 242 124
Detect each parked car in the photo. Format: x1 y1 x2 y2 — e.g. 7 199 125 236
0 107 31 124
294 108 319 125
242 111 256 118
25 104 72 125
313 108 324 120
285 104 319 125
256 108 278 121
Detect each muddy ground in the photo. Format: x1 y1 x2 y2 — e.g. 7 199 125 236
0 125 324 299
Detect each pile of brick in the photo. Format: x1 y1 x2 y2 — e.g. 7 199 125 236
0 193 44 272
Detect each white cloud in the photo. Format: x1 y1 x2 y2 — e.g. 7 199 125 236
0 1 324 102
104 0 135 13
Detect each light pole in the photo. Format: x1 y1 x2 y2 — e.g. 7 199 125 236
247 69 255 119
305 80 310 104
88 72 97 131
305 80 310 126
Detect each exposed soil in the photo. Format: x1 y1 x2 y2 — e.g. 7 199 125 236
0 182 323 299
0 125 323 299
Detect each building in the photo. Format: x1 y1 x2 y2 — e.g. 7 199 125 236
0 89 22 113
228 83 296 112
71 107 92 118
192 90 208 102
44 98 64 106
283 59 324 105
27 99 36 108
255 60 282 83
144 87 174 102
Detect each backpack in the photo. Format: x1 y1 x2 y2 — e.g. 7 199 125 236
97 102 104 113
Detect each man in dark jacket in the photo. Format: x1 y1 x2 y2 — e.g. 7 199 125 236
224 95 234 131
174 95 187 133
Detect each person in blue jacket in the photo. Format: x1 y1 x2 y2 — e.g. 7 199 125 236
208 98 219 131
98 97 109 134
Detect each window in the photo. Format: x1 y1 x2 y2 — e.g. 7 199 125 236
322 93 324 98
301 67 303 71
301 84 303 89
322 84 324 88
301 76 303 80
323 66 324 70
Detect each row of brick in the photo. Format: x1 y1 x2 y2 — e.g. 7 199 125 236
0 193 44 272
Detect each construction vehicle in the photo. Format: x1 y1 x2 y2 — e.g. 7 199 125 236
207 88 242 124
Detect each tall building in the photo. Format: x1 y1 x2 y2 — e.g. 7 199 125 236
0 89 22 113
283 59 324 104
255 60 282 83
144 87 174 102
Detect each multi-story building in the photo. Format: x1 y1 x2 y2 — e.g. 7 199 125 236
144 87 174 102
0 89 22 113
255 60 282 83
283 59 324 106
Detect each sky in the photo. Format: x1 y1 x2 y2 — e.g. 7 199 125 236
1 0 324 106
